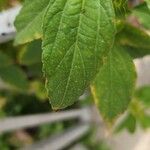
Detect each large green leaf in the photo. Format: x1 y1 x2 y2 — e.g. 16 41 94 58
91 45 136 123
14 0 52 45
42 0 116 109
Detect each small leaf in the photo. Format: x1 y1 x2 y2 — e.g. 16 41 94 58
145 0 150 10
14 0 53 45
123 46 150 58
132 3 150 29
135 86 150 107
129 99 150 129
0 65 28 91
18 40 42 65
117 23 150 50
91 45 136 123
42 0 116 109
139 115 150 129
115 113 136 133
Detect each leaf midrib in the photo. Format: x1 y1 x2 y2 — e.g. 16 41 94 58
58 0 86 108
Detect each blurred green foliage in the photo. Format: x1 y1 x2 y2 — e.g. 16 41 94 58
82 129 111 150
115 86 150 133
0 0 150 150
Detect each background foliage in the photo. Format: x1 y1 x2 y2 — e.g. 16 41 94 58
0 0 150 149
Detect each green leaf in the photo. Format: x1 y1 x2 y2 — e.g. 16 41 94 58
129 99 150 129
91 45 136 123
117 23 150 50
139 114 150 129
123 46 150 58
115 113 136 133
145 0 150 9
18 40 42 65
30 80 47 100
42 0 116 109
14 0 52 45
0 65 28 91
117 23 150 58
0 51 12 67
135 86 150 107
133 3 150 29
27 63 43 78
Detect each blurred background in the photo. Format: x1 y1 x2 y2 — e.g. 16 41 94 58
0 0 150 150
